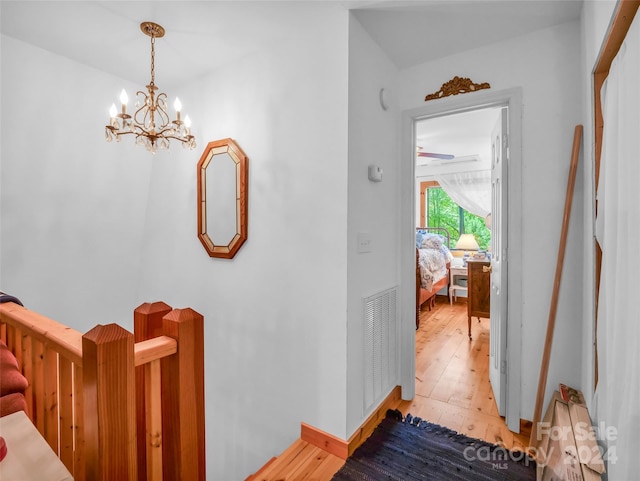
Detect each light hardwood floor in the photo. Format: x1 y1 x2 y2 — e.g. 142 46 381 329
248 296 531 481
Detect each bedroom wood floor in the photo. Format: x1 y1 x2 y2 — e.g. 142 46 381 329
248 296 531 481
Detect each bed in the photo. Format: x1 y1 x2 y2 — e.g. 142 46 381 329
0 292 206 481
415 227 453 329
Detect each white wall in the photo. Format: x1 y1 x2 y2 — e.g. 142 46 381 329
1 4 350 479
1 35 153 329
139 10 351 479
396 20 584 422
346 15 400 437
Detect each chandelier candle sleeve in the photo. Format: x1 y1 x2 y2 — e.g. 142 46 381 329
120 89 128 114
175 98 182 122
105 22 196 153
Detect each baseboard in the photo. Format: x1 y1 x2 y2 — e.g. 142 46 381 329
300 386 402 459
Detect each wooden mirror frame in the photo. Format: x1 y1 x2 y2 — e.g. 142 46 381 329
197 138 248 258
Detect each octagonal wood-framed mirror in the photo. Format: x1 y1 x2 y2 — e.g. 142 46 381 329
197 138 248 259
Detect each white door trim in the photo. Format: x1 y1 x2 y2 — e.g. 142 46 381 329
399 87 522 432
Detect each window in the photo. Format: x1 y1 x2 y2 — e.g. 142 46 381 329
421 182 490 250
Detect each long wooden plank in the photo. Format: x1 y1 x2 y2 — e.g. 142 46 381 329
530 125 583 447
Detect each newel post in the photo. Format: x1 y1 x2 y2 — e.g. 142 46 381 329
161 308 206 481
82 324 137 481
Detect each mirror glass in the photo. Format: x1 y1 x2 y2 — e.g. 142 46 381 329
206 152 237 245
197 139 248 258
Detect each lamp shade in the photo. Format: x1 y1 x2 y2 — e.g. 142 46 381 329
455 234 479 251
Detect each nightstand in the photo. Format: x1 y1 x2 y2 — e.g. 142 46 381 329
449 265 468 304
467 259 491 340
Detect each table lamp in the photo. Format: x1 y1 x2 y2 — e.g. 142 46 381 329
455 234 479 265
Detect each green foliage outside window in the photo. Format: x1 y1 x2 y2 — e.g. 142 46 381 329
426 187 490 250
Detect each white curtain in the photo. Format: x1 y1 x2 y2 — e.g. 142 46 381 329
435 170 491 218
595 11 640 479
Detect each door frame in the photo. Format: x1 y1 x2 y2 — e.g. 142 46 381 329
399 87 523 432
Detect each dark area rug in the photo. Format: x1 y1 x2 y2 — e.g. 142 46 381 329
331 410 536 481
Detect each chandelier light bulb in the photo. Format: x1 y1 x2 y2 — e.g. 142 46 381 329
109 104 117 119
120 89 129 105
184 115 192 128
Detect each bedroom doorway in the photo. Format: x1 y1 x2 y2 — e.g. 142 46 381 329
400 88 523 433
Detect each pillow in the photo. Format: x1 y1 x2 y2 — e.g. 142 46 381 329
0 340 29 397
0 392 27 417
421 233 444 250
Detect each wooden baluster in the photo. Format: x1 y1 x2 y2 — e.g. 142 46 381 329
21 333 34 418
43 347 59 453
134 301 172 481
59 355 75 472
32 338 45 432
5 323 15 352
83 324 137 481
74 364 86 481
160 308 206 481
146 359 163 481
12 326 23 367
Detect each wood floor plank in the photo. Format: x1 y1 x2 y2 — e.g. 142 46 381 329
407 297 528 453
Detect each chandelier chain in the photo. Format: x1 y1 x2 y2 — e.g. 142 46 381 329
150 35 156 87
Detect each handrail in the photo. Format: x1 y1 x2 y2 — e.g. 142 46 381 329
134 336 177 366
0 302 83 364
0 302 179 367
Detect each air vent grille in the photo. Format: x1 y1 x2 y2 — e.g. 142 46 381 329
363 287 397 413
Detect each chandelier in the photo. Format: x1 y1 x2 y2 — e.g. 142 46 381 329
105 22 196 153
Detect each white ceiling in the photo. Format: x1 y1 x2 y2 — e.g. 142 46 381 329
1 1 583 87
1 1 583 169
350 0 584 69
416 106 501 164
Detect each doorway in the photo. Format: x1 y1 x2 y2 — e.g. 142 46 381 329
399 88 523 432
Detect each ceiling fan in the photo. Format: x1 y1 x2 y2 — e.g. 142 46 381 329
416 146 455 160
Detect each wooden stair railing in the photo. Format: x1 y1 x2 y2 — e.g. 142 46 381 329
0 300 205 481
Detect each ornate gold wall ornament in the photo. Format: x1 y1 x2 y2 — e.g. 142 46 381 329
424 76 491 102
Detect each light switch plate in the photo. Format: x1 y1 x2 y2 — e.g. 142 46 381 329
357 232 372 253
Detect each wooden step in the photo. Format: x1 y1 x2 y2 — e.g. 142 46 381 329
248 439 344 481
